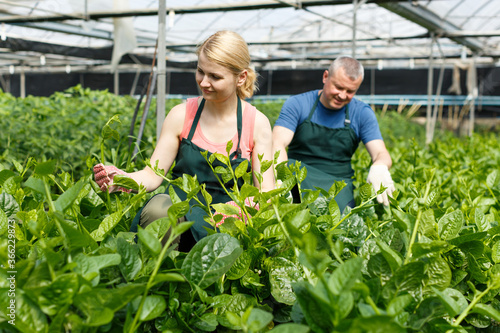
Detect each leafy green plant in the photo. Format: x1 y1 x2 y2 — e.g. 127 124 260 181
1 89 500 332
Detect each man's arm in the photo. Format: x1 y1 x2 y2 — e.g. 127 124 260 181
365 139 394 205
365 139 392 169
272 125 295 165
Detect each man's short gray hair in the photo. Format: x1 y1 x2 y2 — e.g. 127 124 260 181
328 56 364 81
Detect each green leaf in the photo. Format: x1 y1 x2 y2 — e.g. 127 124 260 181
473 208 489 232
101 114 121 140
194 312 218 331
293 281 336 333
90 211 122 241
235 159 249 178
74 284 145 326
359 183 376 202
24 176 46 194
240 183 259 199
181 233 242 289
54 179 85 212
467 255 488 284
392 209 414 235
432 287 463 317
438 209 464 240
137 226 162 255
486 170 499 188
382 261 425 301
387 294 413 316
328 257 363 295
35 160 57 176
151 273 186 286
112 175 140 191
472 303 500 322
117 237 142 281
73 253 121 286
492 241 500 264
0 192 19 220
0 289 48 333
328 198 340 223
375 238 402 272
56 214 93 249
329 180 347 199
226 250 252 280
37 273 79 316
270 323 311 333
168 201 190 220
349 315 405 333
245 308 274 332
425 187 441 206
266 257 303 305
425 256 452 291
0 209 7 236
0 169 15 186
412 240 449 258
448 232 488 246
139 295 166 321
213 203 240 216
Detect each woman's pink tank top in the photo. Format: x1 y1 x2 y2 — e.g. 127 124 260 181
180 97 255 160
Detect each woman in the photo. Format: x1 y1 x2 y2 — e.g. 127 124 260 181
94 30 274 251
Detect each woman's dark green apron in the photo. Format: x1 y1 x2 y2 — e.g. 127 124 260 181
287 92 360 212
131 98 249 242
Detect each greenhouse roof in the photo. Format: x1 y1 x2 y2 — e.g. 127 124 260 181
0 0 499 74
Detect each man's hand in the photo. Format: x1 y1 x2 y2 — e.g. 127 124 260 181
93 163 131 193
366 164 395 206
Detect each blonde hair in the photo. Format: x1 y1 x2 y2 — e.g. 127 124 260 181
196 30 258 99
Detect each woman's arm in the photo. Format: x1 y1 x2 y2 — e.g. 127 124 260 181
127 103 186 192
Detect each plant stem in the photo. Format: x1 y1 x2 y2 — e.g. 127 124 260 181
404 172 434 264
128 227 177 333
453 286 491 327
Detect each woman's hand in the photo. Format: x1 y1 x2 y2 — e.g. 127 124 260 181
93 163 131 193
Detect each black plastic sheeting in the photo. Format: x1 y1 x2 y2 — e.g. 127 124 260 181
6 66 499 96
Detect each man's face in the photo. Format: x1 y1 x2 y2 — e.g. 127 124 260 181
320 67 363 110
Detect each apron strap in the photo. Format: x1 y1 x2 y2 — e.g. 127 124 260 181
235 97 243 158
187 97 243 159
344 104 351 128
307 92 321 121
187 98 205 140
308 91 352 129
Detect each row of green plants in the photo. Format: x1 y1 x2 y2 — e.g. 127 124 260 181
1 87 499 332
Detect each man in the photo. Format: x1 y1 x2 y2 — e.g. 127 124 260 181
272 56 395 211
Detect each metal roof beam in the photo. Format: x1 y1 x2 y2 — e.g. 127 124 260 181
2 20 156 44
379 2 485 52
0 0 411 23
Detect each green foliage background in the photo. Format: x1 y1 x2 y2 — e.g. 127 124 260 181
1 85 499 333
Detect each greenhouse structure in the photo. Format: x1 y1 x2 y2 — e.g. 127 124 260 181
1 1 500 333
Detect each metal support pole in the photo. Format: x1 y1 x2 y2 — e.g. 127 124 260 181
425 35 435 145
352 0 358 58
267 70 273 96
157 0 167 140
469 55 476 136
114 70 119 95
130 67 141 96
20 65 25 98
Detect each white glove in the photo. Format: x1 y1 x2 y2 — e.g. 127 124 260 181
366 164 395 206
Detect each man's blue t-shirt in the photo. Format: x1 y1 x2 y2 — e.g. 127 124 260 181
275 89 383 144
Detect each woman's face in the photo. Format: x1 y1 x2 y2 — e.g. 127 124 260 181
195 51 245 102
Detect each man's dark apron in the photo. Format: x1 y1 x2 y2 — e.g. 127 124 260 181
131 98 250 242
287 93 360 212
